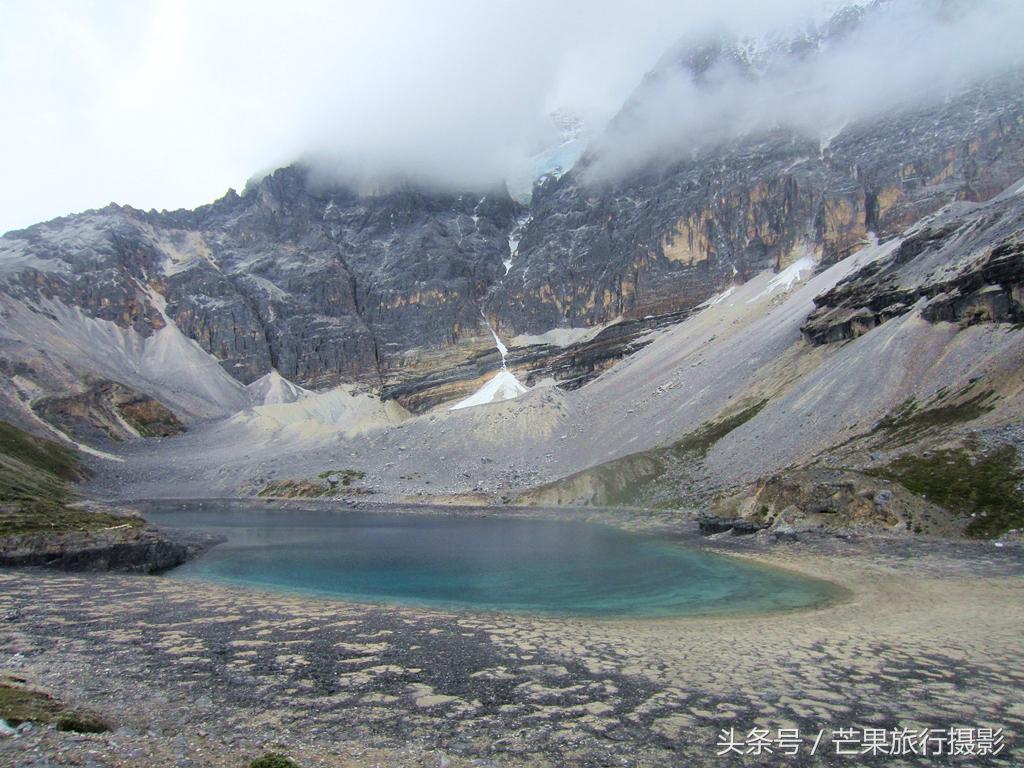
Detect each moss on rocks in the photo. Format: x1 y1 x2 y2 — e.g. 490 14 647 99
250 754 302 768
55 711 110 733
258 468 367 498
0 683 63 725
869 387 996 447
0 682 108 733
316 468 365 486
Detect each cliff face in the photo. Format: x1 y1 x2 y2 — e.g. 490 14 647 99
485 73 1024 337
159 171 519 388
802 188 1024 345
0 168 519 396
1 14 1023 422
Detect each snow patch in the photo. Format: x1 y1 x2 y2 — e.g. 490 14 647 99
451 319 529 410
818 122 848 155
747 257 816 303
506 113 589 202
450 370 529 411
489 327 509 359
503 213 532 276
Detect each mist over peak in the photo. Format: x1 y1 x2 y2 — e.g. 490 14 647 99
583 0 1024 183
3 0 1022 233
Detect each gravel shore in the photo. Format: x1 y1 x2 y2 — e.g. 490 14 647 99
1 516 1022 767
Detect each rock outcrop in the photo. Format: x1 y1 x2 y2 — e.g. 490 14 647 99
486 73 1024 337
716 467 961 536
0 168 520 401
0 7 1022 423
802 189 1024 345
32 379 184 443
0 524 222 573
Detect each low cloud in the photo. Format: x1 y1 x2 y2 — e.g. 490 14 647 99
585 0 1024 181
1 1 1020 233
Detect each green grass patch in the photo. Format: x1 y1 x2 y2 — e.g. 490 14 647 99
0 683 108 733
668 400 769 459
56 711 109 733
250 754 302 768
257 479 334 499
528 399 767 508
868 387 996 447
0 421 84 482
258 468 367 498
867 445 1024 538
0 505 140 538
0 420 136 537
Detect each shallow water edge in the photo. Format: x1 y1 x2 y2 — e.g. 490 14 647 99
140 498 846 619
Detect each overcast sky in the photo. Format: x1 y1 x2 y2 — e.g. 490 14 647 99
0 0 855 234
2 1 1021 235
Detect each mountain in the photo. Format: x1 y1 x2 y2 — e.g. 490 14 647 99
0 2 1022 538
484 40 1024 333
0 170 520 428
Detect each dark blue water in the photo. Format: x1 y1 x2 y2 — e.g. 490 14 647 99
147 506 838 617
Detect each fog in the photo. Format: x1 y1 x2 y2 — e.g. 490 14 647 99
1 0 1020 234
586 0 1024 181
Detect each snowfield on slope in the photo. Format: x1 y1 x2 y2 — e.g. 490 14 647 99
450 370 529 410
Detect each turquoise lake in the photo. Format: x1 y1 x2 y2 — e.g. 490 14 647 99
146 506 838 618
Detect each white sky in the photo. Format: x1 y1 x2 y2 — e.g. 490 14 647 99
0 0 845 234
2 1 1019 235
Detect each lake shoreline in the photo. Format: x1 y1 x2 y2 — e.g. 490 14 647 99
2 504 1022 767
142 501 844 620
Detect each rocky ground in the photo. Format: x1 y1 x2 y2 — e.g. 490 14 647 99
1 513 1022 768
0 519 219 572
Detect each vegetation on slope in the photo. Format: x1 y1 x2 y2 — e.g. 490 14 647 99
0 681 109 733
867 385 997 447
257 468 367 498
0 421 133 536
250 754 302 768
522 400 767 508
867 444 1024 538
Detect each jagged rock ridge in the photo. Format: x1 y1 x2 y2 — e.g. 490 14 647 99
0 3 1022 425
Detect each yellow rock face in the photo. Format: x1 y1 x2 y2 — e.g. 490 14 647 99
875 185 904 220
822 192 868 260
384 288 451 310
660 212 712 265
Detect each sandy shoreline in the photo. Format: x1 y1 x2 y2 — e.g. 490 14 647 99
1 508 1022 767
